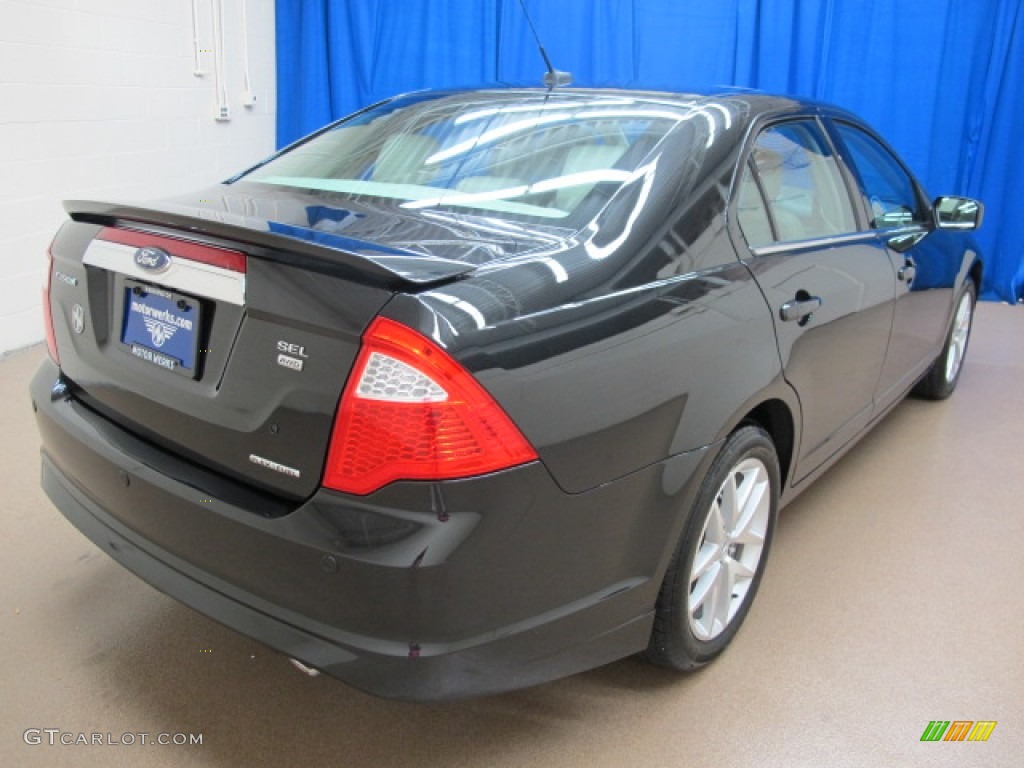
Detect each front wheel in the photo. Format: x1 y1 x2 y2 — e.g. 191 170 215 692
913 280 976 400
646 425 780 671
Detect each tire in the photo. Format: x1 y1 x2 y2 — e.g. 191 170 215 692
913 280 976 400
646 425 780 671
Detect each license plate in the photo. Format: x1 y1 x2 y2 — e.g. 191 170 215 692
121 282 201 373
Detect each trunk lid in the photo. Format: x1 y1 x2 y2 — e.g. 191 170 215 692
49 190 549 500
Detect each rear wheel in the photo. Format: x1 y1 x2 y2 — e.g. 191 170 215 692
646 425 779 671
913 280 976 400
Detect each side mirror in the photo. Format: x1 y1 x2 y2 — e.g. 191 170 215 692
933 196 983 231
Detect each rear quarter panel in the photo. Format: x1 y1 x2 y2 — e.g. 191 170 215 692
384 157 786 494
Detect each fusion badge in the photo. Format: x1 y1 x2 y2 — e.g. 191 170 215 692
248 454 301 479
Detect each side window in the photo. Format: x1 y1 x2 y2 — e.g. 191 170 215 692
834 123 925 228
736 160 774 248
739 121 857 246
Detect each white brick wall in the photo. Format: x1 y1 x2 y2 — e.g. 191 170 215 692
0 0 277 353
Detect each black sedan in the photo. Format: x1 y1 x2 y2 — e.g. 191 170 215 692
32 87 983 700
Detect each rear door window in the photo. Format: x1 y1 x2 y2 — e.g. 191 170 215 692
738 120 858 246
736 160 774 247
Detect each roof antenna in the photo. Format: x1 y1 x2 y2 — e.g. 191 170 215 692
516 0 572 88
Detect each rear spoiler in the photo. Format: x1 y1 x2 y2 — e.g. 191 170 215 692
64 199 475 289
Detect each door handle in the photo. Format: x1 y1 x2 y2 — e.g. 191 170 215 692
897 261 917 282
780 296 822 323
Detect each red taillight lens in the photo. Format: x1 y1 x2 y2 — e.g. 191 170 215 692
323 317 537 495
43 248 59 364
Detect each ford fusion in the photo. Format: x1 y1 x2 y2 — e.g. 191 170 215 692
32 88 983 700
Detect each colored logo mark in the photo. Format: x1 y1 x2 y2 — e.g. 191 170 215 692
133 246 172 274
920 720 997 742
144 316 177 347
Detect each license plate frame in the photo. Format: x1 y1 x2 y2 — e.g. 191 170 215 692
120 281 202 377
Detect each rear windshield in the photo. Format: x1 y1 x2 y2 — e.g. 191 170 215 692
240 92 693 225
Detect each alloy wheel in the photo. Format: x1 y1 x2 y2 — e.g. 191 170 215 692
688 457 771 641
945 290 972 383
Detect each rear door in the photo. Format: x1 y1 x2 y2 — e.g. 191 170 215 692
735 117 896 483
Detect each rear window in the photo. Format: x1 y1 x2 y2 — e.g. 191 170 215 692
239 93 696 225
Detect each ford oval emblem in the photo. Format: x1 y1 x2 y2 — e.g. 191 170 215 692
134 246 172 274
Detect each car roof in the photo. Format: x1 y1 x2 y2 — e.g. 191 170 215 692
379 85 859 132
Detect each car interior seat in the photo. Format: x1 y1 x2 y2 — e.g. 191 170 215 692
454 176 525 194
554 142 628 211
752 147 805 242
371 134 440 184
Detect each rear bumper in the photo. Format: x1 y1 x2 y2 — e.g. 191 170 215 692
31 360 709 700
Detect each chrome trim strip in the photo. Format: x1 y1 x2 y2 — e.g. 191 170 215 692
83 240 245 305
879 225 929 236
749 231 878 256
750 226 931 257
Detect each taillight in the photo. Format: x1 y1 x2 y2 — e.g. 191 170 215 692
323 317 537 495
43 247 59 364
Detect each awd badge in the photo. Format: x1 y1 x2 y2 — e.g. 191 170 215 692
277 354 304 371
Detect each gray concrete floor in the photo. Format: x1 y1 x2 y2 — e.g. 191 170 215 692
2 302 1022 768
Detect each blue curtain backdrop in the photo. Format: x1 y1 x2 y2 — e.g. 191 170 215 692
275 0 1024 302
